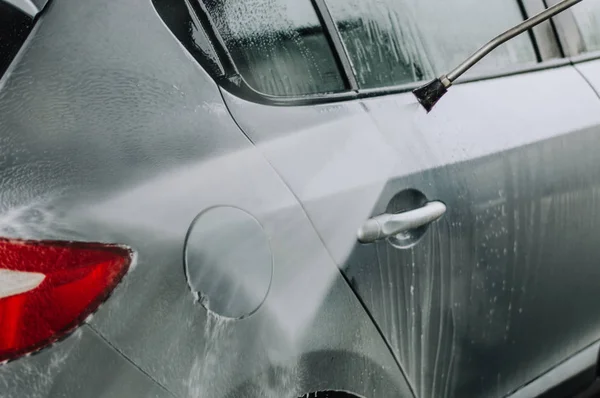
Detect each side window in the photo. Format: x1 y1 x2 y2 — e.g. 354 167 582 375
571 2 600 53
202 0 346 97
0 2 33 79
324 0 538 89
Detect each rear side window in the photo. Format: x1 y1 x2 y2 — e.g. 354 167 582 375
324 0 538 89
571 2 600 53
0 2 33 79
202 0 345 97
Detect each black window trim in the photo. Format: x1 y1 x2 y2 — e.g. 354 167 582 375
0 0 35 81
310 0 359 91
193 0 355 101
533 1 600 72
191 0 570 107
522 0 566 59
545 0 586 57
548 0 600 65
189 0 239 78
518 0 544 62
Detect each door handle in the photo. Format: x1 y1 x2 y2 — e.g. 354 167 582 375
357 201 446 244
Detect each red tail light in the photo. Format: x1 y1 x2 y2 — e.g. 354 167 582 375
0 239 132 363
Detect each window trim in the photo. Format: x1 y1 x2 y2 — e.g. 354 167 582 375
518 0 544 62
194 0 353 98
0 0 35 81
545 0 586 57
193 0 567 107
311 0 359 91
191 0 240 79
522 0 565 60
219 58 572 107
550 0 600 63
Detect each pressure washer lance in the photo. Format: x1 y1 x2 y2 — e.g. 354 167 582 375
413 0 584 112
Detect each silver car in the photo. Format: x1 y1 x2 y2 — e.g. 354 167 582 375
2 0 600 397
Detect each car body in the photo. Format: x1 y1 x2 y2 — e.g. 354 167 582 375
2 0 600 397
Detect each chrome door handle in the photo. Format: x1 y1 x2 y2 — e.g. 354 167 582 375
357 201 446 243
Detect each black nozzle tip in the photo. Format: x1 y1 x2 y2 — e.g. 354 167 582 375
412 78 448 113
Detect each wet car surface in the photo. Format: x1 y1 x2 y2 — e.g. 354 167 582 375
2 0 600 397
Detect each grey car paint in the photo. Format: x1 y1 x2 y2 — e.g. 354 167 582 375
0 326 172 398
0 0 412 397
575 59 600 95
4 0 600 398
221 62 600 398
508 340 600 398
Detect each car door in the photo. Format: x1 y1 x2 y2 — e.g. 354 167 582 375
325 1 600 397
202 0 600 397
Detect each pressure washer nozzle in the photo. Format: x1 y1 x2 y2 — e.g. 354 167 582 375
412 77 450 113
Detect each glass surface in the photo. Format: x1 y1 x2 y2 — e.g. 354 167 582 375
571 1 600 53
325 0 538 89
0 2 33 79
202 0 345 97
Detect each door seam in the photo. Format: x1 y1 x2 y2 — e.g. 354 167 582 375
217 87 418 398
572 61 600 100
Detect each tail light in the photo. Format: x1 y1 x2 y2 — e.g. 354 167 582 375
0 239 132 363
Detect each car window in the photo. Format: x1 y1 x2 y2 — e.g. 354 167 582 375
201 0 345 97
571 2 600 53
324 0 538 89
0 2 33 79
